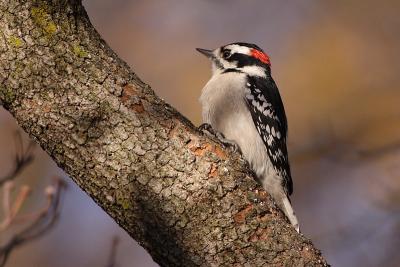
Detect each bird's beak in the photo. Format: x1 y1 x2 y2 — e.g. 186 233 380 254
196 48 213 59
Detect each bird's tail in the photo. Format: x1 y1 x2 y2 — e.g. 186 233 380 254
268 189 300 232
281 195 300 232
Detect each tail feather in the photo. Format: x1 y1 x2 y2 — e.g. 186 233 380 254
260 177 300 232
282 196 300 232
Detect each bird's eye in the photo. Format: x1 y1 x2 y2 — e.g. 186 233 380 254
222 50 231 59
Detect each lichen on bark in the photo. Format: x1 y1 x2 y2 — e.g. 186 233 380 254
0 0 329 266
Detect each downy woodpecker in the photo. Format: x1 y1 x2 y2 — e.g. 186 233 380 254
197 42 299 232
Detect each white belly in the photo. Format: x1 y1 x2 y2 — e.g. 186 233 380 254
199 72 275 179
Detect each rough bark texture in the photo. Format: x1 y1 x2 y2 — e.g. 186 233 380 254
0 1 329 266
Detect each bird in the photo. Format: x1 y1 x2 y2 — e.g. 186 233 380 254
196 42 299 232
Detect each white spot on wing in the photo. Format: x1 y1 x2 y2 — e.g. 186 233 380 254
263 109 272 116
246 94 254 100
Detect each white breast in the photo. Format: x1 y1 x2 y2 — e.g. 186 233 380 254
199 72 275 179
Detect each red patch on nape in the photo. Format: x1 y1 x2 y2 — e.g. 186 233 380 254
250 49 270 65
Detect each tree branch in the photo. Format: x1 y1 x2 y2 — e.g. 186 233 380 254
0 0 328 266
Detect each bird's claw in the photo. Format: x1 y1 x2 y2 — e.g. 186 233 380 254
213 131 242 154
199 123 242 154
199 123 215 135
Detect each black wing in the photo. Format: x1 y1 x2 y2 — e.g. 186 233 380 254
244 75 293 195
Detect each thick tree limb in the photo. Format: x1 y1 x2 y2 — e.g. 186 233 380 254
0 0 328 266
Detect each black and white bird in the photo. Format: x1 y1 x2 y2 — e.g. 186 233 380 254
197 42 299 232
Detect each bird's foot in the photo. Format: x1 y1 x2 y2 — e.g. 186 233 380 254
199 123 215 135
199 123 241 154
215 132 241 154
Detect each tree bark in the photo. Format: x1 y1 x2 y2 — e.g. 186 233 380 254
0 0 328 266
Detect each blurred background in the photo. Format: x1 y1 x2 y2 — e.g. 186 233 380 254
1 0 399 266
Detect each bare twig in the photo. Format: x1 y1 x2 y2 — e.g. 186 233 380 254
105 236 120 267
10 185 31 219
0 132 35 187
0 182 14 230
0 177 66 267
0 183 31 231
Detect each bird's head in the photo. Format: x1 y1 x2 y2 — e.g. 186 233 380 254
196 42 271 76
